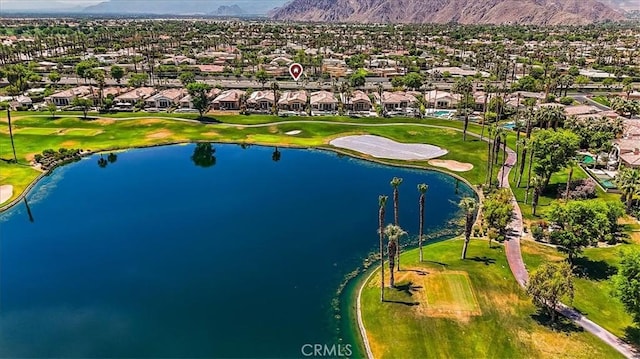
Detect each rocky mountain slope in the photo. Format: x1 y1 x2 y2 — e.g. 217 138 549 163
271 0 626 25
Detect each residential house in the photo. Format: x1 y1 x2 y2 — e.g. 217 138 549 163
343 90 372 112
145 88 187 109
114 87 157 109
278 91 308 112
179 95 193 109
212 89 245 110
310 91 338 113
246 91 276 112
376 92 418 112
425 90 460 109
47 86 93 107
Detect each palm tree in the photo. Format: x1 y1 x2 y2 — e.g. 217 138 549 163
377 83 385 116
459 197 477 259
270 81 280 115
486 124 496 187
616 168 640 211
390 177 403 270
452 77 473 141
564 159 577 201
417 183 428 262
378 195 388 301
531 175 544 216
383 224 407 288
6 109 17 163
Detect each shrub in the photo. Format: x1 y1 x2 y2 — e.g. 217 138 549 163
559 179 597 200
559 96 574 105
531 222 546 241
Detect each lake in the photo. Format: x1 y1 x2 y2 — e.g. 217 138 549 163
0 143 474 358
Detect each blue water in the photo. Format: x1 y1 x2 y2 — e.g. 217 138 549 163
0 144 473 358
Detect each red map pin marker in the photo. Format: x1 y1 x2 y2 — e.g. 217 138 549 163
289 63 304 81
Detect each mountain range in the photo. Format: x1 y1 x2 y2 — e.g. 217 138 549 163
1 0 637 23
272 0 627 25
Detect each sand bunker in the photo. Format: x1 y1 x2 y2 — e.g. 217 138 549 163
0 185 14 205
428 160 474 172
330 135 447 160
285 130 302 135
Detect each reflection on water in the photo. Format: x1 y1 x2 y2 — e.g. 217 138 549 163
0 144 474 358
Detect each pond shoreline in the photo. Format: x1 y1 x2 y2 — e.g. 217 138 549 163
0 140 478 213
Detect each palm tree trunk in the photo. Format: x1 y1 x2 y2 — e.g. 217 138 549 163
394 188 400 271
379 206 385 302
487 140 494 186
388 242 396 288
7 109 18 163
419 194 424 262
525 148 535 204
517 147 527 187
565 166 573 201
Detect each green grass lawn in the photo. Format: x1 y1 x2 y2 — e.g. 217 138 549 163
360 239 625 358
592 96 611 107
0 114 490 204
521 240 640 347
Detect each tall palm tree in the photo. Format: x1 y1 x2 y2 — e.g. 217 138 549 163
390 177 403 270
564 159 577 201
459 197 477 259
452 77 473 141
486 124 496 187
417 184 428 262
383 224 406 288
6 109 17 163
531 175 544 216
378 195 388 301
616 168 640 211
270 81 280 115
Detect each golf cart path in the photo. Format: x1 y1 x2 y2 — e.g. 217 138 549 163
497 146 639 359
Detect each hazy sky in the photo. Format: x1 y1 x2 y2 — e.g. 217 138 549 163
0 0 288 10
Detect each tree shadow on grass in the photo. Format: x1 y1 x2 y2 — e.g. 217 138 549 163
624 325 640 347
469 256 496 265
383 299 420 306
423 260 449 267
573 256 617 281
198 116 220 123
393 281 423 297
531 310 584 333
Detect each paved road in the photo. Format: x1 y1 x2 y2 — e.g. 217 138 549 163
497 145 639 359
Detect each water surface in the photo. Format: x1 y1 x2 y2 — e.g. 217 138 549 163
0 144 473 358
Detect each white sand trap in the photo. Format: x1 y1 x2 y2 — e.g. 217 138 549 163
330 135 447 161
429 160 474 172
0 185 14 204
286 130 302 135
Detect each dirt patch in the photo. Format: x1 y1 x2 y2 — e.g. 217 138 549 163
268 125 279 134
517 330 592 358
138 119 162 125
25 153 37 162
407 131 420 136
428 159 474 172
94 119 116 125
60 141 80 147
0 185 14 204
146 130 174 139
202 131 220 137
386 268 481 322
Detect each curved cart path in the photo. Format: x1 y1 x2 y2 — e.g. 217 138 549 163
498 146 639 359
